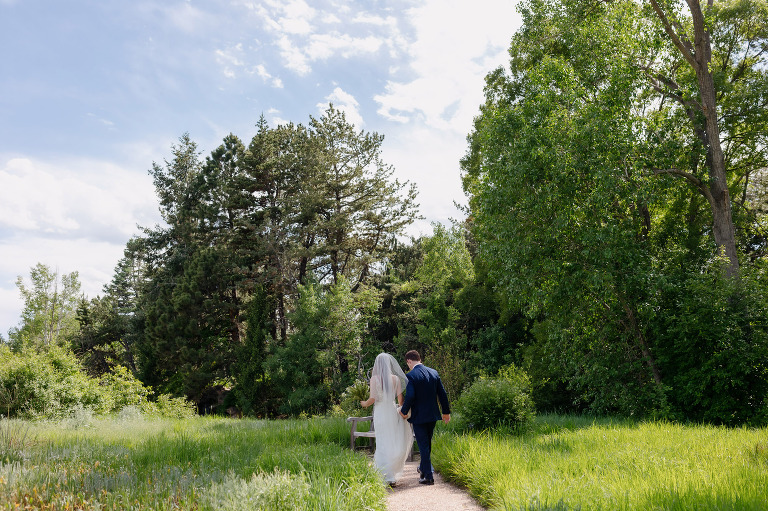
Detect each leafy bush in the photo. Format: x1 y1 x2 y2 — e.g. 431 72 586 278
153 393 197 419
456 364 535 431
99 365 152 410
647 259 768 426
0 345 105 418
0 345 196 420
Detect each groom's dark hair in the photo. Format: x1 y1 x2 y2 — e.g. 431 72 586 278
405 350 421 362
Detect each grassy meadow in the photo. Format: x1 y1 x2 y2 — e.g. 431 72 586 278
0 412 386 510
434 414 768 510
2 412 767 510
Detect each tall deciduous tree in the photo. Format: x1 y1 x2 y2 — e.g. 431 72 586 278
10 263 82 348
463 0 768 420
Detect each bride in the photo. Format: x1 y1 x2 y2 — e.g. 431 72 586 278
360 353 413 485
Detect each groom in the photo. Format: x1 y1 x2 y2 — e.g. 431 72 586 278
399 350 450 485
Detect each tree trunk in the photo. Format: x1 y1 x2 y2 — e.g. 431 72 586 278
649 0 740 277
689 0 739 276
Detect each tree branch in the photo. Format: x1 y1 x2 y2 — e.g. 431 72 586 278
648 0 698 69
640 66 704 112
652 167 713 202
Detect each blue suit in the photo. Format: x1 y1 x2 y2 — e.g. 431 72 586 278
400 363 450 481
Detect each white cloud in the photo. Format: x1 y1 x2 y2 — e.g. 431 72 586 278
215 45 245 79
0 156 159 243
352 13 397 27
86 113 116 129
319 87 364 128
374 0 520 132
382 123 468 238
260 0 316 35
321 13 341 24
255 64 284 88
251 2 401 75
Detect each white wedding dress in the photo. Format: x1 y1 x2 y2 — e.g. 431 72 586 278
371 371 413 483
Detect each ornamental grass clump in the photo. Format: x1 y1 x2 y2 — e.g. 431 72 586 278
456 365 535 432
202 469 310 511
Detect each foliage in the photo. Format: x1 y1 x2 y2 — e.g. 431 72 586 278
0 344 104 418
125 107 417 412
152 393 198 419
338 379 370 417
265 278 380 416
231 285 278 417
434 415 768 510
455 365 536 431
647 257 768 426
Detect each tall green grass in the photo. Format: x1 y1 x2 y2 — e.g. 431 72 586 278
434 414 768 510
0 414 387 510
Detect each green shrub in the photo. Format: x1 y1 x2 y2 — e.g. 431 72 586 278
99 365 152 410
0 345 105 418
456 364 535 431
154 393 197 419
0 345 196 420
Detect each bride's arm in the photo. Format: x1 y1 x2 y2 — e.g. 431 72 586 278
360 379 378 407
395 376 404 406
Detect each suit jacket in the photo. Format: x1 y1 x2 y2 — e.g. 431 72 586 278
400 363 450 424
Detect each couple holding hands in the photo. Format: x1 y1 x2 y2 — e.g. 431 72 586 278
360 350 451 486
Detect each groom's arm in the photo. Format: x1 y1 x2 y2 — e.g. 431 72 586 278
436 376 451 417
400 378 415 418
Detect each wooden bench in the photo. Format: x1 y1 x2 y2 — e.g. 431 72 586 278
347 415 416 462
347 415 376 450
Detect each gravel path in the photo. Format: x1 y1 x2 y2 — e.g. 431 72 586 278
385 457 485 511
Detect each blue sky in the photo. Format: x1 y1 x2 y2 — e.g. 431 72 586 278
0 0 521 335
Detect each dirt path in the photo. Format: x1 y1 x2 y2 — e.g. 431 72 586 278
386 458 485 511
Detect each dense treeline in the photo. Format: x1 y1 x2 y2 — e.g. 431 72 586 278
4 0 768 426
